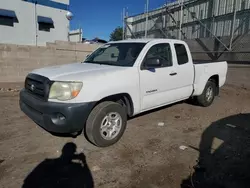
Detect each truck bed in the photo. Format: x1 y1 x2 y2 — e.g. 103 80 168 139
192 61 228 96
193 60 226 64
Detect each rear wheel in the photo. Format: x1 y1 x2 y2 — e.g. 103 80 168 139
85 101 127 147
196 80 216 107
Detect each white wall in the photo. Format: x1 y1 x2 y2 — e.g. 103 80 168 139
69 29 82 42
36 3 69 46
0 0 70 46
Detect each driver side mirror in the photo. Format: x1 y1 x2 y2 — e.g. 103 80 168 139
144 58 162 69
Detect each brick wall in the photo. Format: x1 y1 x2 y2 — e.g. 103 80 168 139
0 41 100 82
1 35 250 82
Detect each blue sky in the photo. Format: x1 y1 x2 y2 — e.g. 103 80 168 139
70 0 175 41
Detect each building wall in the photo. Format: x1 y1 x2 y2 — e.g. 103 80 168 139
0 41 100 82
126 0 250 40
0 0 70 46
186 34 250 62
127 0 250 63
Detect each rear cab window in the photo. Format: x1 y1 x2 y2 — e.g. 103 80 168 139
174 44 189 65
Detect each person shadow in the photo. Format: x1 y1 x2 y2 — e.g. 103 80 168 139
181 113 250 188
22 142 94 188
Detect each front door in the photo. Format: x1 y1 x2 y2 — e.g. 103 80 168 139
139 43 181 111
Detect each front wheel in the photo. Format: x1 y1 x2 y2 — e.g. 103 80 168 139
85 101 127 147
196 80 216 107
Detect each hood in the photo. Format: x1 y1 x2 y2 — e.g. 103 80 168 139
31 62 123 80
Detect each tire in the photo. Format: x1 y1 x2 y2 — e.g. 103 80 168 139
196 80 216 107
85 101 127 147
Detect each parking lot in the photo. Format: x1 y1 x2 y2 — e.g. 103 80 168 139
0 64 250 188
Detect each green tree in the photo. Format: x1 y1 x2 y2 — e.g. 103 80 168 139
110 27 123 41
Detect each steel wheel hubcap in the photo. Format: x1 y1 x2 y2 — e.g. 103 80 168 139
206 86 213 102
100 112 122 140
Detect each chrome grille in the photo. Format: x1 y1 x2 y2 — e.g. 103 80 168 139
25 74 51 101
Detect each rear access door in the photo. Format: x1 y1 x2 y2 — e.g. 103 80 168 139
172 42 194 99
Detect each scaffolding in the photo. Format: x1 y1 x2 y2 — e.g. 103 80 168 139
124 0 250 52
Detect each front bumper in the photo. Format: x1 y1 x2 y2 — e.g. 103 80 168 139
19 89 95 134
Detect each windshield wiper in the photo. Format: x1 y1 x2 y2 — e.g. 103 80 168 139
83 61 103 65
83 61 127 67
84 61 117 66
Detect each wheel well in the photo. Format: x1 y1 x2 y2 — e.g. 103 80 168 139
209 75 219 95
98 93 134 117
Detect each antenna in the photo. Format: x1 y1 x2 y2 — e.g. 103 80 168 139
145 0 149 38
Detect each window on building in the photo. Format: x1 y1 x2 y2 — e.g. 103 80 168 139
192 25 196 34
174 44 189 65
38 23 53 32
200 10 204 19
37 16 54 32
0 9 18 27
162 15 166 28
200 23 205 38
191 12 196 19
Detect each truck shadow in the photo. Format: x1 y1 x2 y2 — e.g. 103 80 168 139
181 113 250 188
22 142 94 188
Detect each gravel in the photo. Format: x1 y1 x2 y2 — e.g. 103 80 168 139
0 65 249 188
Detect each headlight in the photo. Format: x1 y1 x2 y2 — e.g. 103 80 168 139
49 82 83 101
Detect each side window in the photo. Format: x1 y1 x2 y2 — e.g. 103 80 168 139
144 43 172 68
174 44 189 65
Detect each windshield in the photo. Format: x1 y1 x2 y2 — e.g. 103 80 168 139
84 43 146 67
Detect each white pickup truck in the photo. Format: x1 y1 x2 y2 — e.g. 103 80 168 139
20 39 228 147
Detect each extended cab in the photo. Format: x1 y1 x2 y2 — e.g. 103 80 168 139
20 39 228 147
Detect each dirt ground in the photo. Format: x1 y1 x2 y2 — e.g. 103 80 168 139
0 64 250 188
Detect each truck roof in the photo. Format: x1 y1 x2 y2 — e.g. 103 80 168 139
109 38 184 44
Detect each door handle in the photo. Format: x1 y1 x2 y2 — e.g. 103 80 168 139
170 72 177 76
